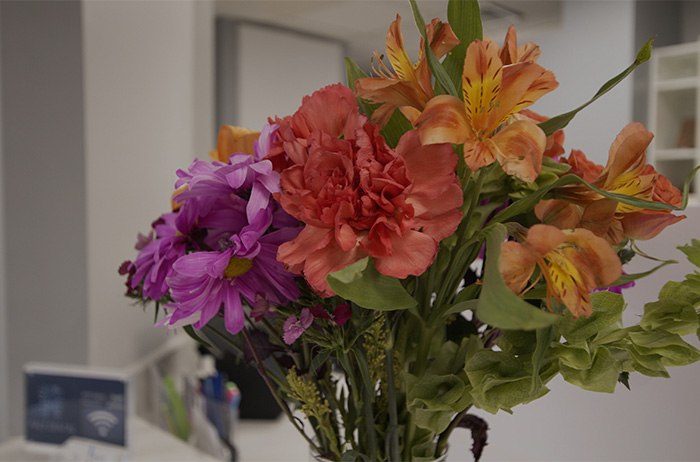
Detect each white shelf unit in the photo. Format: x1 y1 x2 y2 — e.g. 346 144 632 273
648 40 700 197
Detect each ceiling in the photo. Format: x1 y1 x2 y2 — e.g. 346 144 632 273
215 0 563 67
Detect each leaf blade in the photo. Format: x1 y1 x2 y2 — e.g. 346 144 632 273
476 224 559 330
327 257 418 311
539 40 653 136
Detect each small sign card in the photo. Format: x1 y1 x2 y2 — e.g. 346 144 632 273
24 363 128 448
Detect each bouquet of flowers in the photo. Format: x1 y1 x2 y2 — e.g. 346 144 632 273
120 1 700 460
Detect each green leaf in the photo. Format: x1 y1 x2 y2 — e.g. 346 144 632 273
641 276 700 335
611 259 676 287
539 40 653 136
408 0 458 97
679 165 700 209
344 57 372 113
559 347 620 393
531 326 555 392
406 372 471 433
678 239 700 269
497 330 537 355
641 298 698 336
442 0 482 94
444 299 478 316
628 330 700 366
554 343 593 370
327 257 418 311
476 224 559 330
182 325 213 349
558 291 625 344
627 342 670 378
465 349 549 414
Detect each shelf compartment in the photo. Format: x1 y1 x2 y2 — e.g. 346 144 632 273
657 77 699 91
657 44 699 81
654 87 696 150
653 148 696 161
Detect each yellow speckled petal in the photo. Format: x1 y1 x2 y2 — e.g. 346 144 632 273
462 40 503 135
386 15 418 84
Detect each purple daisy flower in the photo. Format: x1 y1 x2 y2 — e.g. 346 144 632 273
165 148 301 334
167 214 300 334
175 153 280 226
130 211 195 300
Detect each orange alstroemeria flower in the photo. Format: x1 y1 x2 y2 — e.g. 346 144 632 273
416 37 558 183
354 15 459 125
518 109 565 159
210 125 260 162
536 123 685 244
500 224 621 318
499 25 542 65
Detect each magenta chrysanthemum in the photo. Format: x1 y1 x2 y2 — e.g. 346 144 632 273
129 212 193 300
162 150 300 334
167 221 300 334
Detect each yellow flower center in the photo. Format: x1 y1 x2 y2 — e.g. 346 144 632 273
224 256 253 279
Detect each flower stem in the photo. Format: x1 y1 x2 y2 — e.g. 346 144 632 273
353 349 379 461
241 328 322 453
384 333 400 461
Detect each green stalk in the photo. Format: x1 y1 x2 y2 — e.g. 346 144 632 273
384 330 400 461
240 329 322 453
353 349 379 461
336 350 363 452
432 170 486 315
405 322 435 461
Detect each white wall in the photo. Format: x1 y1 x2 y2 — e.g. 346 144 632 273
682 1 700 43
1 0 89 437
489 0 635 166
0 3 7 441
82 0 214 368
220 22 345 130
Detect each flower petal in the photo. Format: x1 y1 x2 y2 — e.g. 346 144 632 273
397 130 458 196
303 241 366 297
277 225 333 271
374 230 436 279
462 40 503 133
489 119 546 183
601 122 653 189
622 210 686 240
416 95 471 145
210 125 259 162
535 199 582 229
224 285 245 334
500 240 538 293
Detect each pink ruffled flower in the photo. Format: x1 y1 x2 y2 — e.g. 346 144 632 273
272 84 463 296
282 308 314 345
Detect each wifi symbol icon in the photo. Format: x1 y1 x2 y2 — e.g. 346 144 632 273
86 410 119 437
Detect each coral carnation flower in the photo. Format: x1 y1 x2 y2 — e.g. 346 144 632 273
274 84 463 296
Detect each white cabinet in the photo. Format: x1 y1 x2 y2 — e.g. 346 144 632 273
648 40 700 197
